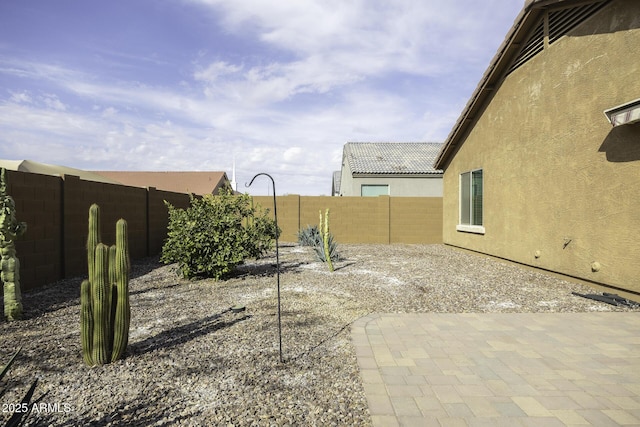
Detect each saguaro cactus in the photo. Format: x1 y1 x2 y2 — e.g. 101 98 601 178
1 168 27 321
81 204 131 366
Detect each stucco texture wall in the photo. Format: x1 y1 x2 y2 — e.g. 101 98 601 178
339 159 443 197
341 176 443 197
442 0 640 293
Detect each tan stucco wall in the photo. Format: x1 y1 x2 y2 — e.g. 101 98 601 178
341 176 443 197
442 0 640 293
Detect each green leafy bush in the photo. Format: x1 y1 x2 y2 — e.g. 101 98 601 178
161 190 279 280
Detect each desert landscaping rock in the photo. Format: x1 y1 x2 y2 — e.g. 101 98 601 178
1 244 637 426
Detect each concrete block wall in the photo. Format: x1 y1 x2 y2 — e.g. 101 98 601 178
390 197 443 244
148 188 192 256
3 169 443 291
8 170 62 290
253 195 443 245
62 175 148 279
3 170 188 291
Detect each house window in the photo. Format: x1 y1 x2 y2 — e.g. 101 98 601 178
457 169 484 234
361 184 389 197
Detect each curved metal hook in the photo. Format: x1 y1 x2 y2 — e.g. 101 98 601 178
245 172 274 189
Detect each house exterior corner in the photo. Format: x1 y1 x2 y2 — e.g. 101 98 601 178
438 0 640 293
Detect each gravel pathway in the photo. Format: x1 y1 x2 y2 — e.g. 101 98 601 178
1 244 637 426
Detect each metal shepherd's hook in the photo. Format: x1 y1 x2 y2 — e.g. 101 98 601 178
245 173 283 363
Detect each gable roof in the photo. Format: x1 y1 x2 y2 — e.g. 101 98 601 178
434 0 610 170
0 159 121 184
344 142 443 175
93 171 229 195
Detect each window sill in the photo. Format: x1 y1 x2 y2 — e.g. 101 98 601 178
456 224 485 234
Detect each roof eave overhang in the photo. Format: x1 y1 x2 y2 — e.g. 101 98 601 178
434 0 607 170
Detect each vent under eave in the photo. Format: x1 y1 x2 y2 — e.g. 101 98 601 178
507 1 609 75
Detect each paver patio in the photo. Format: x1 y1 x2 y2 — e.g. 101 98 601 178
352 312 640 426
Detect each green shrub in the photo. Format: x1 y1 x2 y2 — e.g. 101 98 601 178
161 189 279 280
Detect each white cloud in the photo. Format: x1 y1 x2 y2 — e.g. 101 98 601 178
42 94 67 111
9 91 32 104
187 0 521 110
283 146 302 162
1 0 524 194
194 60 243 82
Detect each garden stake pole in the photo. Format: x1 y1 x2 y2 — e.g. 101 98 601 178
245 173 283 363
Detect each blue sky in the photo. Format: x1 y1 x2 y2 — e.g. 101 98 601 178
0 0 523 195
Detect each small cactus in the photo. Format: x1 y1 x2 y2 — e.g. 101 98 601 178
81 204 131 366
1 168 27 321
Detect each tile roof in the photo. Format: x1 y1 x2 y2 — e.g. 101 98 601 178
344 142 443 175
93 171 229 195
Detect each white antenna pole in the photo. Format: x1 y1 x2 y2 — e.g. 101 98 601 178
231 156 237 192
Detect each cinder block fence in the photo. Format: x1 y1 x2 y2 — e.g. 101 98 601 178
4 170 442 291
5 170 191 291
253 195 442 244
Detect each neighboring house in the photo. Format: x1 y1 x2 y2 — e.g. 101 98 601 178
338 142 443 197
434 0 640 293
94 171 230 196
0 159 121 184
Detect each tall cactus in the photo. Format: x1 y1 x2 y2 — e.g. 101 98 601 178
111 219 130 362
81 204 131 366
1 168 27 321
319 208 334 272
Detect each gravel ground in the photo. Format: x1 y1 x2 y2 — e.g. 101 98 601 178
1 243 638 426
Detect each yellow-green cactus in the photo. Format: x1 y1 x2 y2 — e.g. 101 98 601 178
318 209 334 272
1 168 27 321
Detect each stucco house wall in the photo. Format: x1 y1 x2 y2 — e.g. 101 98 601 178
439 0 640 293
341 174 443 197
338 142 443 197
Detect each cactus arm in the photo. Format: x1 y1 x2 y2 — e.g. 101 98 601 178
87 204 101 285
2 257 23 321
108 244 117 353
91 243 110 365
80 279 94 366
111 219 130 362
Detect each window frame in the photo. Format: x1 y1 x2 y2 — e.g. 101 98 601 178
361 184 389 197
457 169 485 234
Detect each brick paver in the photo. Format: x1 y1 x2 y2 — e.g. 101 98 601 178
352 313 640 426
